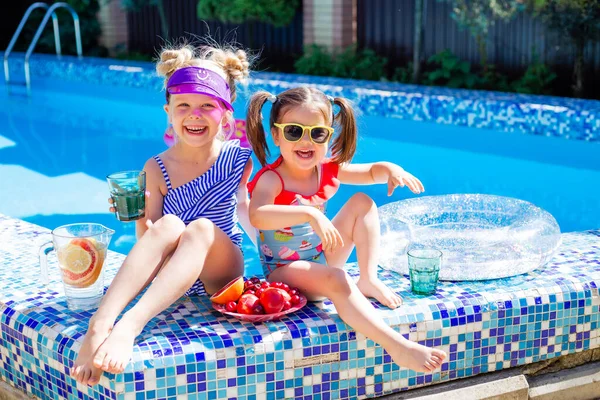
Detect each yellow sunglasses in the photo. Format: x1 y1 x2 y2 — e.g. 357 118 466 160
274 123 334 145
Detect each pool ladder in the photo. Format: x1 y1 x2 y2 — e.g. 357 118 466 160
3 2 82 95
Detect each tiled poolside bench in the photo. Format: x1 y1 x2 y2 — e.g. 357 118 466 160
1 214 599 400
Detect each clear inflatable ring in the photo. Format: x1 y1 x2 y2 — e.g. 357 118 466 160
378 194 561 281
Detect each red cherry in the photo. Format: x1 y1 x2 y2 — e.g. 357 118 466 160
261 281 270 289
225 301 237 312
250 277 261 284
253 284 262 291
244 280 254 290
244 289 256 296
272 282 282 289
255 288 265 298
281 283 290 292
291 295 301 305
288 289 299 296
282 301 292 311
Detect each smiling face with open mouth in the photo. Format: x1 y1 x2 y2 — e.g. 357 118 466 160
165 93 228 147
272 105 332 172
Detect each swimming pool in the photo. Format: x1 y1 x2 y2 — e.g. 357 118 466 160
1 54 600 400
1 55 599 276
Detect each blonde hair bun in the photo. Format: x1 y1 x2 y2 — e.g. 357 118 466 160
156 46 195 79
157 42 253 103
209 48 250 84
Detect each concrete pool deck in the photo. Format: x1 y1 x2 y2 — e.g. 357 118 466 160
1 214 599 399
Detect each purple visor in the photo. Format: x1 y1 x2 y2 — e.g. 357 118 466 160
166 67 233 111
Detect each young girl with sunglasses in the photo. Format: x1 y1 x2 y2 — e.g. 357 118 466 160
245 87 447 373
71 44 253 386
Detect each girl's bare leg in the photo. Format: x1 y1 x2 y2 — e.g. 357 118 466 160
268 262 446 372
325 193 403 309
91 217 243 375
72 214 185 385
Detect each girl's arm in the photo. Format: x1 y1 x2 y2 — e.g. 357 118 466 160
248 170 320 230
135 158 166 239
249 171 344 251
236 158 256 245
338 162 424 195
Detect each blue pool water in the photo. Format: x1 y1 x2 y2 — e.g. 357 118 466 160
1 79 599 277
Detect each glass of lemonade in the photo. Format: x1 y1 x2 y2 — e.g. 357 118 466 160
39 223 114 310
106 170 146 222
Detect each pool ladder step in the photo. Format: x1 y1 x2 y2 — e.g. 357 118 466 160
3 2 82 95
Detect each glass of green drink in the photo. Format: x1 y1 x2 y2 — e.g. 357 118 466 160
408 249 442 295
106 170 146 222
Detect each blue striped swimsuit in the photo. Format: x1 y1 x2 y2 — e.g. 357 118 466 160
153 139 251 249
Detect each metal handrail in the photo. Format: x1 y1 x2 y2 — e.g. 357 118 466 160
3 2 60 86
24 2 82 93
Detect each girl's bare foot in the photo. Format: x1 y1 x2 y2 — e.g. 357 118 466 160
92 316 141 374
357 278 403 309
71 319 113 386
386 338 447 372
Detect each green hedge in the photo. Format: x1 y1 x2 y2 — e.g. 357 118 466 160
294 45 557 96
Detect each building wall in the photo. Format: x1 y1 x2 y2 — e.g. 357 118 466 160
303 0 356 50
97 0 128 56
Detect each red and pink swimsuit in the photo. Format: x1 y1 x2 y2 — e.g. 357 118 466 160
247 157 340 277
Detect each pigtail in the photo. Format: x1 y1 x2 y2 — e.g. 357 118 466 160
246 91 273 166
330 97 357 164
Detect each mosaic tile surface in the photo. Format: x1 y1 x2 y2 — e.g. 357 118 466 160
3 53 600 143
1 214 599 399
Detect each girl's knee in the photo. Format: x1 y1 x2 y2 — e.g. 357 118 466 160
349 192 376 211
324 268 352 294
151 215 185 238
186 217 214 232
182 218 215 240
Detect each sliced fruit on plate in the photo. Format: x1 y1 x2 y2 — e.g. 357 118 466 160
210 276 245 304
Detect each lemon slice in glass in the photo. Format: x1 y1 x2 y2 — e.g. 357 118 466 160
58 240 95 274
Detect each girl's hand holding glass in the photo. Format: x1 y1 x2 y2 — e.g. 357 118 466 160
107 190 151 213
386 165 425 195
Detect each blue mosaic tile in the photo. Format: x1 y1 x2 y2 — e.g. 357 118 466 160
2 53 600 143
1 214 600 399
